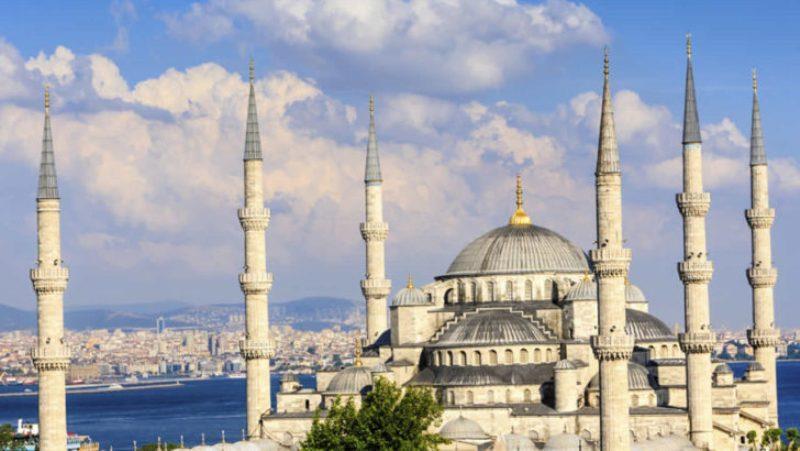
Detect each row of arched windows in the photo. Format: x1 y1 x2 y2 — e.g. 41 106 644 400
648 343 681 359
445 278 567 304
446 388 534 405
432 347 556 366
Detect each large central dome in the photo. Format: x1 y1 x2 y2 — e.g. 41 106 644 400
443 223 590 278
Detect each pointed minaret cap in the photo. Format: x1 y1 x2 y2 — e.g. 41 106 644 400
509 174 532 226
750 68 767 166
365 95 383 184
596 47 620 175
38 85 60 200
682 34 702 144
354 335 363 367
243 58 263 161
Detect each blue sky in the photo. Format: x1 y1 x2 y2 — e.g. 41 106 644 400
0 0 798 330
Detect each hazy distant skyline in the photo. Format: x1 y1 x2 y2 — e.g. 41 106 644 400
0 0 799 329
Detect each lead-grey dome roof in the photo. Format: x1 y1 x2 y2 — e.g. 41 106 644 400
430 308 556 347
543 433 589 450
626 309 675 342
589 362 652 390
443 224 589 278
440 416 489 441
564 278 648 304
325 366 373 394
392 285 428 306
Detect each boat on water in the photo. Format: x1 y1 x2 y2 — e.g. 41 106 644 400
9 419 98 451
227 372 246 379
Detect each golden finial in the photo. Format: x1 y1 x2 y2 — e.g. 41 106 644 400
354 336 363 367
508 174 532 226
582 271 592 282
249 58 255 83
686 33 692 59
369 94 375 118
624 275 630 286
752 68 758 93
603 47 609 79
406 274 414 289
44 85 50 115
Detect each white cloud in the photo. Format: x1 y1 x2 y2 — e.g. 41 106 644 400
24 46 76 85
163 0 608 92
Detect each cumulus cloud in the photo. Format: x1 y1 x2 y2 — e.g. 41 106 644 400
24 46 76 85
162 0 608 93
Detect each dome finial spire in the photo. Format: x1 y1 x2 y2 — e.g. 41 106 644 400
509 174 531 226
686 33 692 59
406 274 414 289
354 336 363 367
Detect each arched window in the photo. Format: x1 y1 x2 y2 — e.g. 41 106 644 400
661 344 668 355
487 390 494 404
305 399 310 411
551 280 559 302
523 389 532 402
470 282 478 303
447 391 455 405
525 280 533 300
446 351 453 366
534 348 542 363
505 349 514 364
489 350 498 365
506 280 514 301
487 282 496 301
672 344 680 357
648 345 656 358
466 390 474 405
546 348 553 362
426 293 433 303
505 389 512 404
520 348 529 363
459 351 467 366
444 288 454 305
433 352 440 366
458 282 466 303
473 350 482 366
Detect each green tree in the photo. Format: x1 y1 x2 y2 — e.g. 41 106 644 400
747 430 759 450
786 428 800 450
301 378 448 451
0 424 25 451
139 442 180 451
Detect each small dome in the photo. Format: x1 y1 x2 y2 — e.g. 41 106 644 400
232 441 260 451
192 446 215 451
626 309 675 342
564 277 595 301
443 224 590 278
497 433 536 451
392 277 428 306
371 361 390 373
543 433 589 450
626 283 647 304
280 372 298 383
430 309 554 347
249 438 282 451
714 363 733 374
748 361 765 371
589 362 652 390
554 359 576 370
439 415 489 441
325 365 373 394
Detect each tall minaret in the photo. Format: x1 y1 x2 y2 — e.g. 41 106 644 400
360 96 391 344
676 35 715 449
590 50 634 451
238 60 273 438
30 86 70 451
746 69 779 425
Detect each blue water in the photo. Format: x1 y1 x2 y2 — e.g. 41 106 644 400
1 363 798 450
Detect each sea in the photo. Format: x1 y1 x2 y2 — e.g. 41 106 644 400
1 363 798 450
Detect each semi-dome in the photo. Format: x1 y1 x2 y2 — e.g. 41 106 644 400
626 309 675 342
391 276 428 306
543 433 589 450
443 224 590 278
589 362 652 390
325 365 373 394
430 308 555 347
564 279 649 305
439 415 489 441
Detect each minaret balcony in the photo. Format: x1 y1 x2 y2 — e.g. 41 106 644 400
679 331 716 354
239 338 274 359
361 278 391 299
589 248 631 278
31 343 71 371
745 208 775 229
238 207 270 231
747 267 777 287
30 267 69 294
676 192 711 217
360 222 388 242
590 334 634 361
239 272 273 294
747 328 781 348
677 260 713 283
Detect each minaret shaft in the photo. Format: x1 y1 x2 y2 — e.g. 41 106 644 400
238 63 273 439
31 88 70 451
590 51 633 451
360 96 390 344
746 72 779 424
677 37 714 450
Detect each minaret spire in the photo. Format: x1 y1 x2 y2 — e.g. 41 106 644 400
676 36 715 449
360 95 391 344
590 48 634 451
244 58 262 161
31 86 71 451
746 68 779 424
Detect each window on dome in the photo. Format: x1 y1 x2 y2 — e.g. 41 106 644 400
520 348 529 363
459 351 467 366
473 351 482 366
505 349 514 364
506 280 514 301
525 280 533 300
489 350 498 365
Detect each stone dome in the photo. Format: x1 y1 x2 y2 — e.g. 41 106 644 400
249 438 282 451
564 279 649 305
430 308 555 347
626 309 675 342
626 283 647 304
280 372 298 383
543 433 589 450
231 441 260 451
554 359 576 370
325 365 373 394
443 224 589 278
589 362 652 390
497 433 537 450
714 363 733 374
392 278 428 306
439 415 489 441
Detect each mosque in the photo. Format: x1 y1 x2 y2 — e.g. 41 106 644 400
28 38 778 451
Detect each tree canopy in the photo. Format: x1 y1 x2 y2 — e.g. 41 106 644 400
301 378 448 451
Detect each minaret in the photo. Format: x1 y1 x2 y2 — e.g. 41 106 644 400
360 96 391 344
30 86 70 451
590 50 634 451
745 69 779 425
238 60 273 438
676 35 715 449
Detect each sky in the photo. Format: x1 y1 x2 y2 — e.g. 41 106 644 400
0 0 799 330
